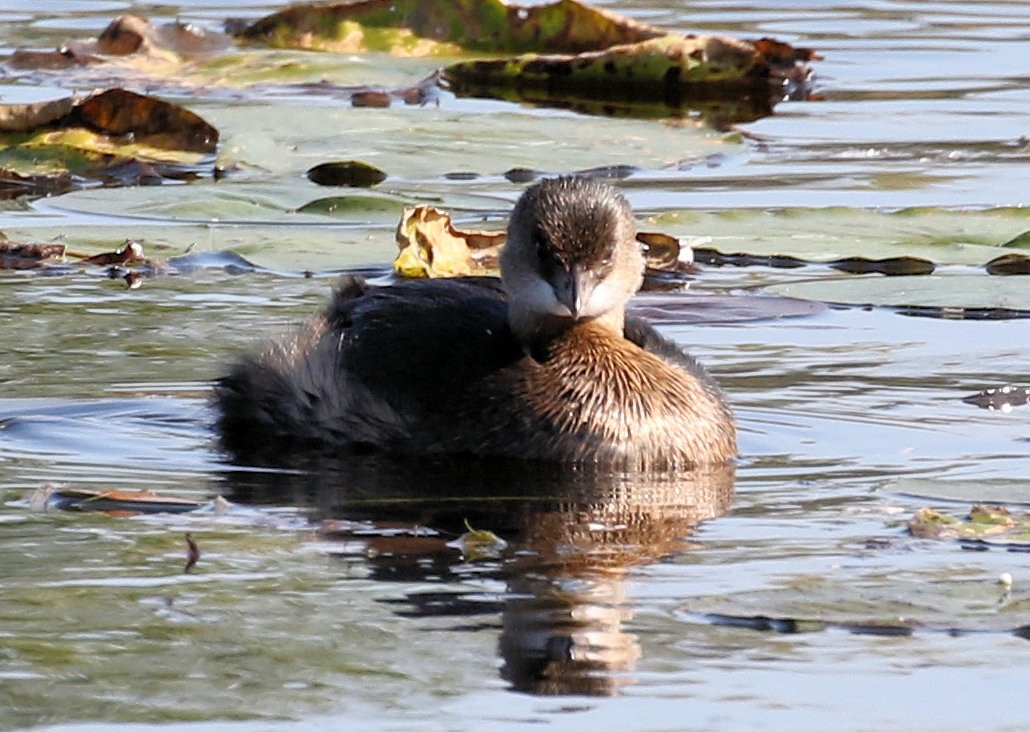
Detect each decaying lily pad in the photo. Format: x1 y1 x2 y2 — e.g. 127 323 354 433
0 95 75 132
229 0 814 119
229 0 663 56
909 505 1030 549
0 87 218 197
446 33 766 92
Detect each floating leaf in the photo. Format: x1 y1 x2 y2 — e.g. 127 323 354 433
447 33 766 89
764 275 1030 318
69 88 218 154
229 0 663 56
1001 230 1030 249
985 253 1030 275
908 505 1030 549
0 87 218 197
27 484 205 515
393 205 506 278
306 160 387 187
229 0 812 120
296 193 408 216
446 520 508 560
0 94 75 132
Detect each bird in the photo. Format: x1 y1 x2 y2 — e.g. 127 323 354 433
214 176 736 470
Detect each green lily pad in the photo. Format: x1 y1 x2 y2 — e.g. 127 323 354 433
296 193 409 216
890 478 1030 506
763 275 1030 312
909 505 1030 547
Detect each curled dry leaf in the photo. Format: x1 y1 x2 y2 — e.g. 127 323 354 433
394 205 506 278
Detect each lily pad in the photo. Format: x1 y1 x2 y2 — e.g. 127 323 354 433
909 505 1030 549
228 0 663 56
306 160 388 187
0 87 218 196
27 483 207 514
890 478 1030 506
296 193 409 216
228 0 813 119
763 275 1030 314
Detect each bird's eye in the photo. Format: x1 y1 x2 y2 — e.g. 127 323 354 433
532 231 549 260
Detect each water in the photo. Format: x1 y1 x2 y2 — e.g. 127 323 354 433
1 1 1029 730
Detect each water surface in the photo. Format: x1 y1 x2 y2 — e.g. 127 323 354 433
1 1 1028 730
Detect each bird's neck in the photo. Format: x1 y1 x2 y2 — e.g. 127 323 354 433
510 306 627 361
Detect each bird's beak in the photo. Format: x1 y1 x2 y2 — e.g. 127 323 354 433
555 263 594 318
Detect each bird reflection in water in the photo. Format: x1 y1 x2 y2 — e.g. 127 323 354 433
222 456 734 696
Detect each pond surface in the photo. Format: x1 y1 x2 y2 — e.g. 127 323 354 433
1 1 1029 730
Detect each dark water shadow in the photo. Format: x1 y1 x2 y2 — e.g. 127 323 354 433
221 455 735 696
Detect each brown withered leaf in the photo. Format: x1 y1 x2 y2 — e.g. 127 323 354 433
67 88 218 153
394 205 506 278
0 169 74 200
0 242 69 269
184 532 200 573
306 160 387 187
7 14 230 70
0 88 218 198
985 253 1030 275
27 484 205 514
